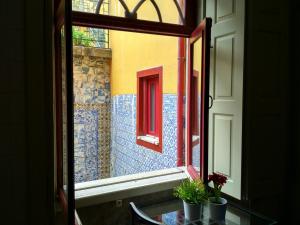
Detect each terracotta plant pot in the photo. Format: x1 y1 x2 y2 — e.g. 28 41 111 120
208 197 227 221
183 200 203 221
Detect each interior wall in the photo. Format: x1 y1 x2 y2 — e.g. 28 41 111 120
0 0 28 224
0 0 55 225
25 0 56 224
0 0 296 225
289 0 300 224
243 0 290 222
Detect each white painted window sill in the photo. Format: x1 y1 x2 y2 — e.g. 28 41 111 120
192 135 199 142
75 167 188 208
137 135 159 145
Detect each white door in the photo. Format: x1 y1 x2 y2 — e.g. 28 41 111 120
206 0 245 199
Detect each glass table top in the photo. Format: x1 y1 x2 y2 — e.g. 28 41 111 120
140 199 277 225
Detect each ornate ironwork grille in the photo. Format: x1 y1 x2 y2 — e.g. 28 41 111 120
73 0 186 25
73 0 109 48
95 0 185 24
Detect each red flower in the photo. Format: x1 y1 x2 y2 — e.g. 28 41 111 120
208 172 227 187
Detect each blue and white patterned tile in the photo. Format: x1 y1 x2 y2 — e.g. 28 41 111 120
110 94 178 177
74 109 99 182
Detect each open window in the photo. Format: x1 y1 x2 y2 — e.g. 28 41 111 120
54 0 213 220
187 18 212 182
137 67 163 152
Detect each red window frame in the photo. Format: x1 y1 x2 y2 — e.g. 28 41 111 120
191 70 199 135
191 70 200 147
187 18 212 182
146 78 159 136
137 66 163 153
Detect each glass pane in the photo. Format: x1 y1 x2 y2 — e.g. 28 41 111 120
72 0 185 25
61 26 69 193
73 26 109 48
73 29 181 183
150 82 156 132
191 37 202 175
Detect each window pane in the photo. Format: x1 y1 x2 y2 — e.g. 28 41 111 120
150 82 156 132
73 29 181 183
73 26 109 48
72 0 185 25
61 26 69 192
191 37 202 175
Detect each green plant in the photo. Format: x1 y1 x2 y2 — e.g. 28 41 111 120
72 27 93 47
174 179 208 204
208 172 227 203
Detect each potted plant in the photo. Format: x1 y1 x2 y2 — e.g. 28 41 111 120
207 172 228 221
174 179 207 221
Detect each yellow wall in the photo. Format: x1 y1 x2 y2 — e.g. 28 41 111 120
110 31 178 95
109 0 180 96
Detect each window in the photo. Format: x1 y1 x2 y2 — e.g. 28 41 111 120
191 70 199 146
136 67 163 153
54 0 211 220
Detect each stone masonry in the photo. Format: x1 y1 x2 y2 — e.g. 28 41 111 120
73 46 112 183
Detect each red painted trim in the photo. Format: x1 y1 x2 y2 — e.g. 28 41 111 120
187 165 199 180
192 137 200 147
136 67 163 153
191 70 199 135
58 188 68 216
187 18 212 182
190 19 208 43
187 38 193 167
176 0 186 167
177 38 185 167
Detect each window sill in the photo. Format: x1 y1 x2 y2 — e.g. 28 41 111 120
75 167 187 208
192 135 200 146
137 135 159 145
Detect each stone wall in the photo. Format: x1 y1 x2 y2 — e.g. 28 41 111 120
73 46 111 183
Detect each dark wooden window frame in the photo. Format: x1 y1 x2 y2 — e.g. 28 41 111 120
55 0 75 225
54 0 205 223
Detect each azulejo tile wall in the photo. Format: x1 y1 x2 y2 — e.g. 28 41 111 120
74 108 99 182
73 46 111 183
111 94 178 176
73 46 179 182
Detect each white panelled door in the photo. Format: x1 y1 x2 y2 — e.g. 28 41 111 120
206 0 245 199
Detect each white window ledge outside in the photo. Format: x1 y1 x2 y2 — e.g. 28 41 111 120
75 167 188 208
192 135 199 142
137 135 159 145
